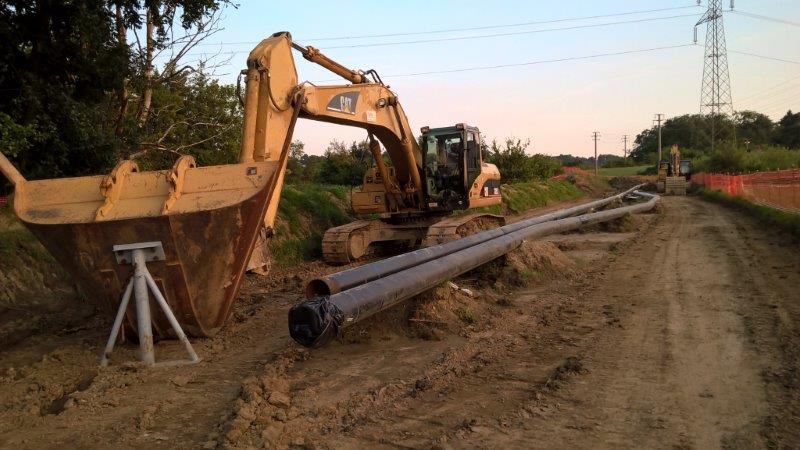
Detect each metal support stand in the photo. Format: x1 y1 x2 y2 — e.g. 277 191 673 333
100 241 200 367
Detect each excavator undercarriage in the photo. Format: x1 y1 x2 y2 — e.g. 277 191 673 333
322 213 506 264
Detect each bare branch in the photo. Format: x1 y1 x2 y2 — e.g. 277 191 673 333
173 122 238 153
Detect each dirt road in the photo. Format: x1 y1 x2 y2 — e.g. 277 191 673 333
1 195 799 449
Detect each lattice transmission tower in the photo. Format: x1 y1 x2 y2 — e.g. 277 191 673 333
695 0 735 150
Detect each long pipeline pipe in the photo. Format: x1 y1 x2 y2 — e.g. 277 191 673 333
305 184 643 298
290 191 659 348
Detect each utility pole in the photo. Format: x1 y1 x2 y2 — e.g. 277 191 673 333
592 131 600 175
622 135 628 158
654 114 664 163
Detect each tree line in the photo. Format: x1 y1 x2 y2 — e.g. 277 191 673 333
630 111 800 172
286 138 564 186
4 2 796 186
0 0 565 188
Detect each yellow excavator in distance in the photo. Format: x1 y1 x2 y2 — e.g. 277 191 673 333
656 145 691 195
0 32 502 337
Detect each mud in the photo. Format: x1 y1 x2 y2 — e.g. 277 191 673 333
1 196 799 448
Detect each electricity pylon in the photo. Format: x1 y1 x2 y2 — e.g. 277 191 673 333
695 0 735 151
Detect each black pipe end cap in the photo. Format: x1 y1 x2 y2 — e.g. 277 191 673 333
288 297 344 348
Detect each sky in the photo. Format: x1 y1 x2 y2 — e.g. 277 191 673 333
165 0 800 157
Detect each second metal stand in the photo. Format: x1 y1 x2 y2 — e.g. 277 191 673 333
100 241 200 367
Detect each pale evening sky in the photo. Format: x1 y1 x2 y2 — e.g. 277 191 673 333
167 0 800 157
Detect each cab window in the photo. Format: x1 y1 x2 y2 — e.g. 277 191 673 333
466 132 480 170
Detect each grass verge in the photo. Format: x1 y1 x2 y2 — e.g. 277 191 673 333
269 184 354 268
697 188 800 239
598 165 652 177
501 180 585 214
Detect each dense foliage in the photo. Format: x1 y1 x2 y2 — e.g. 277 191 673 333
486 139 563 183
0 0 236 179
629 111 800 173
287 140 372 186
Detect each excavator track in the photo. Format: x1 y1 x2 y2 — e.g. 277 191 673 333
422 213 506 247
322 220 375 265
323 214 506 265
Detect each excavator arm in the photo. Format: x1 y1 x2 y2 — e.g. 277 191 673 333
239 32 425 231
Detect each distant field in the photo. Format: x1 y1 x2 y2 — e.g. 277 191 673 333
597 165 651 177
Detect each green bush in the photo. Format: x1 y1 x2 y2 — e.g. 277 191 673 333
693 144 800 173
487 139 563 183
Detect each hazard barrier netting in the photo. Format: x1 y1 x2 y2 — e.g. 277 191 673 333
692 169 800 214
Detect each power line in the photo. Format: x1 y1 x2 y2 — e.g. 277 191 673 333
322 14 701 50
173 13 701 60
729 10 800 28
736 74 800 103
312 43 695 81
739 84 800 110
748 94 800 116
193 4 702 46
728 50 800 65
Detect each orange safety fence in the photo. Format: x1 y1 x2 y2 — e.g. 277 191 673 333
692 169 800 214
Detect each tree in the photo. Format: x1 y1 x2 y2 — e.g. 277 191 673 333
629 114 736 163
0 0 129 178
0 0 235 179
130 71 242 169
735 110 773 147
487 139 562 182
286 140 308 183
774 110 800 149
314 140 371 186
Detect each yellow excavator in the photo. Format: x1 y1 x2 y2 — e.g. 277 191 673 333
657 145 691 195
0 32 502 337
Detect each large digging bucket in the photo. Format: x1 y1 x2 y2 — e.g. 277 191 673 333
1 153 283 338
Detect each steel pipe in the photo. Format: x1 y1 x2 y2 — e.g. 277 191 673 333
290 191 658 348
305 185 643 298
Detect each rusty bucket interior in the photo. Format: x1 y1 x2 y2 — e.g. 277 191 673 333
1 153 282 338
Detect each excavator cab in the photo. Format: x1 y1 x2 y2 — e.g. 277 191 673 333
420 123 486 212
